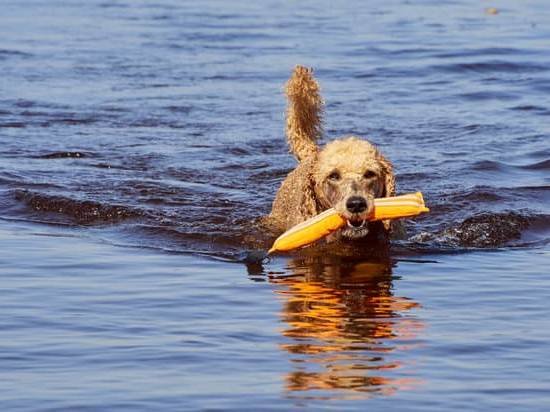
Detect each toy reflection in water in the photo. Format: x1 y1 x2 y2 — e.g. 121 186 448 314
269 256 424 399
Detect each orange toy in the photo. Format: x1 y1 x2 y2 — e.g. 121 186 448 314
269 192 429 253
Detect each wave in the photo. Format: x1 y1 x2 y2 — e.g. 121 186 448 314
14 190 143 224
410 211 549 248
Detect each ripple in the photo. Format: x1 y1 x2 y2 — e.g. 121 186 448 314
470 160 507 171
470 159 550 171
431 47 528 59
33 152 93 159
433 60 547 74
0 49 33 59
509 104 548 112
0 122 26 128
458 91 518 101
518 159 550 170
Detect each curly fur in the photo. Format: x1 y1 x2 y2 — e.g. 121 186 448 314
285 66 323 161
266 66 396 241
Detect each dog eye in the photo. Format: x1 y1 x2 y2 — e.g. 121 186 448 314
363 170 376 179
328 170 341 181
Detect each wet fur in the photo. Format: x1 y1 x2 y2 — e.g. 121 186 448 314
266 66 396 242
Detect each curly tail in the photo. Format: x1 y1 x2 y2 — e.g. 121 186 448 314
285 66 323 161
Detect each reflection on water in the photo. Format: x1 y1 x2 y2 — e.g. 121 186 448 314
269 256 424 400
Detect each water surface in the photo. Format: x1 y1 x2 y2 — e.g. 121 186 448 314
1 0 549 410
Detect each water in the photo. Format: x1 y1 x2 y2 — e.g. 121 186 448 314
1 0 549 410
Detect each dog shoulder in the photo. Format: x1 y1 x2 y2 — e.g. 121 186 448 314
268 159 319 230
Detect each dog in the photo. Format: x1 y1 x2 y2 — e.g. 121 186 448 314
265 66 396 244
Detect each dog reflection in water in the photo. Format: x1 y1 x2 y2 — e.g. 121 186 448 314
269 256 424 398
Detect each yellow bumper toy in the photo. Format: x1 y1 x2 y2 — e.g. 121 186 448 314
269 192 429 253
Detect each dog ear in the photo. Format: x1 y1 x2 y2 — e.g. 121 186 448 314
380 157 395 198
378 155 396 231
298 158 321 219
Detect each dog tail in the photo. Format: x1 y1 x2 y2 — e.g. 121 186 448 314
285 66 323 161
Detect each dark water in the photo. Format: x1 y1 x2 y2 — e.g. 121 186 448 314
1 0 549 410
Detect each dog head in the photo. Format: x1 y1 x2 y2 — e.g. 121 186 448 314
313 136 395 239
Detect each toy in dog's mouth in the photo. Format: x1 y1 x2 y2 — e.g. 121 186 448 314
268 192 429 253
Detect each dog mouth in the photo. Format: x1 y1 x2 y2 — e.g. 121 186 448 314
346 218 367 229
341 216 370 239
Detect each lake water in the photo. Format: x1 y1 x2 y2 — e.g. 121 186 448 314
1 0 549 410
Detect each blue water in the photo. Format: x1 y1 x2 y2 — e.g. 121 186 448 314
1 0 549 410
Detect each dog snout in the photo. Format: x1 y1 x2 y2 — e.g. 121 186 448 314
346 196 367 214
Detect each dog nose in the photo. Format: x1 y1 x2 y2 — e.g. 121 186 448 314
346 196 367 213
